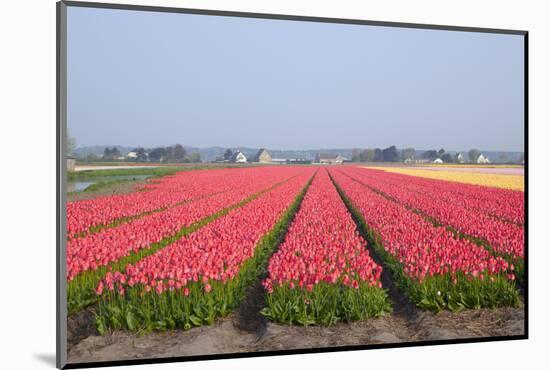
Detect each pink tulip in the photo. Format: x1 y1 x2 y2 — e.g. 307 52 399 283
264 170 384 294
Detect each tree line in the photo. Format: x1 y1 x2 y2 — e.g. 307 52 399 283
350 146 404 162
100 144 201 163
350 146 498 163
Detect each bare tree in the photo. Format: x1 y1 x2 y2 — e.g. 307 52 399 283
401 147 415 161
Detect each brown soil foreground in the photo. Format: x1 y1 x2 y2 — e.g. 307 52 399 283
67 305 524 364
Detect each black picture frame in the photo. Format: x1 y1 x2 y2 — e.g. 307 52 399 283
56 1 528 368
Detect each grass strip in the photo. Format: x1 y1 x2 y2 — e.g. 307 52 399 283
94 172 316 333
68 164 253 180
329 172 520 312
79 178 139 193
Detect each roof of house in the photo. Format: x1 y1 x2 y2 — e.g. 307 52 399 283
231 151 247 161
317 152 341 160
252 148 270 161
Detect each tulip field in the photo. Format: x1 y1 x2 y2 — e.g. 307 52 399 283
67 167 307 313
66 165 524 332
94 168 315 332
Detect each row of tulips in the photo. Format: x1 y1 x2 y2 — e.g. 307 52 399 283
363 168 524 225
342 168 524 269
93 169 316 332
262 169 390 325
67 167 294 237
67 168 305 313
329 169 520 312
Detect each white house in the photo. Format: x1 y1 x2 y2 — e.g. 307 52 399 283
432 158 444 164
126 151 138 159
477 154 491 164
455 153 465 163
67 155 76 171
232 151 247 163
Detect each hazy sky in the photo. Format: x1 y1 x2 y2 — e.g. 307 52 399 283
67 6 524 151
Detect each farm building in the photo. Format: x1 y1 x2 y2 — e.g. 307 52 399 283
432 158 444 164
287 158 311 164
455 153 465 163
231 151 248 163
271 158 311 165
404 158 430 164
67 155 76 171
477 154 491 164
316 152 345 165
252 148 272 163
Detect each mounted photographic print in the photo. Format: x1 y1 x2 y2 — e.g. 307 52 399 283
56 1 527 368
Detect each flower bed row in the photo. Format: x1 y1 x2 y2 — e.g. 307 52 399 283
67 167 295 237
329 169 520 312
261 169 390 325
93 169 316 332
360 168 524 225
67 169 304 313
342 167 524 276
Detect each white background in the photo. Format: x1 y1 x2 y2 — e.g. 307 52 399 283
1 0 548 369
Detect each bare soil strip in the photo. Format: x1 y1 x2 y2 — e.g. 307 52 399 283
67 305 523 364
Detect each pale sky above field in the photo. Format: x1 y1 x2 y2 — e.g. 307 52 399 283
67 6 525 152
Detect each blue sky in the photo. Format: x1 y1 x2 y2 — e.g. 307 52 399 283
67 6 524 151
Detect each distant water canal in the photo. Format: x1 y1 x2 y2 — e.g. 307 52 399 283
67 174 151 192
